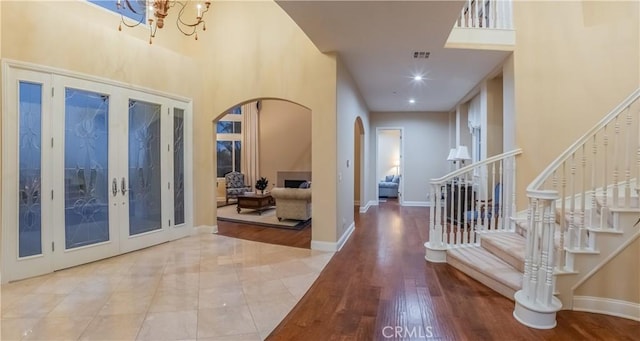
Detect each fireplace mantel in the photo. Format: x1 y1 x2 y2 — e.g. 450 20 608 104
276 171 312 187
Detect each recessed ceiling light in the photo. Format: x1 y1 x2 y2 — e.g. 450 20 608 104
413 75 423 81
409 99 416 104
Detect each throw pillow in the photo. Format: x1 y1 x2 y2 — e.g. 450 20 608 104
384 175 394 182
299 181 311 189
392 175 401 183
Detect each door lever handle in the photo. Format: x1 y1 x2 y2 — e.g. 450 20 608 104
112 178 118 197
121 177 128 195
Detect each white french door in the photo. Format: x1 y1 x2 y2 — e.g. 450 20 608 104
2 63 192 282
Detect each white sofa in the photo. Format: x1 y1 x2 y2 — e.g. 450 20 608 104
270 187 312 221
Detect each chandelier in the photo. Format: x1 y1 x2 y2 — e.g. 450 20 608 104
116 0 211 44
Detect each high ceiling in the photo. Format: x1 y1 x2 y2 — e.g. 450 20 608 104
276 1 510 112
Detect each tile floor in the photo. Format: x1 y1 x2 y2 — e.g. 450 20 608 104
1 233 333 340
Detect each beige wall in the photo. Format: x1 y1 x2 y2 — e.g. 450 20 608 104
194 1 338 243
513 0 640 209
575 237 640 304
502 55 516 151
188 1 336 242
485 76 503 157
371 112 450 204
259 99 312 191
1 1 340 245
336 57 370 240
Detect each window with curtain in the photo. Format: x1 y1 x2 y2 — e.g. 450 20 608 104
216 107 243 178
216 141 241 177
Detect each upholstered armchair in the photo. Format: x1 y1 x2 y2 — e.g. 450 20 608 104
270 187 312 221
224 172 252 204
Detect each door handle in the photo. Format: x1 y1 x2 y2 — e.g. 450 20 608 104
112 178 118 197
121 177 128 196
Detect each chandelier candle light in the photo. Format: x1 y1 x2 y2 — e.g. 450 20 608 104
116 0 211 44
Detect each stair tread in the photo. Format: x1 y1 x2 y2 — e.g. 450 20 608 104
447 246 523 290
481 232 526 261
595 195 639 210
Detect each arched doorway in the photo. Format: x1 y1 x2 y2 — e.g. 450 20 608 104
212 99 313 247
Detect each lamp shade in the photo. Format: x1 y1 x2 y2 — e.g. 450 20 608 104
455 145 471 160
446 148 457 161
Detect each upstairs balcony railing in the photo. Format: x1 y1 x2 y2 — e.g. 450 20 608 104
425 149 522 262
455 0 513 29
515 88 640 328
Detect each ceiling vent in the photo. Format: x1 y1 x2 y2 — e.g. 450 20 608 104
413 51 430 59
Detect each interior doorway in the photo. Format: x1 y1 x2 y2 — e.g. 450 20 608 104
354 117 365 208
376 128 403 204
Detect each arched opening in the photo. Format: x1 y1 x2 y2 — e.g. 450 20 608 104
354 117 365 209
211 98 313 247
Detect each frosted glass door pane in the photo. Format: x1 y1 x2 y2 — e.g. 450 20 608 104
129 100 162 235
18 82 43 257
64 88 110 249
174 108 185 225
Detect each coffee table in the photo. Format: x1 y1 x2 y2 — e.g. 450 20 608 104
236 193 275 215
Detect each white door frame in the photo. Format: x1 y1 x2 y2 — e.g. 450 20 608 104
375 127 404 206
1 60 194 283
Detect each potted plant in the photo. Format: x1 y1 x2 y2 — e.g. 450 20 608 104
255 177 269 194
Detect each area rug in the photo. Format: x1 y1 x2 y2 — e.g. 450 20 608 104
216 203 310 230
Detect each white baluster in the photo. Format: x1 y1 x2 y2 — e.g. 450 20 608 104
530 198 541 303
624 107 632 207
510 156 517 231
589 135 598 229
521 197 536 296
489 0 496 28
474 0 479 28
497 160 504 230
579 145 587 249
558 165 567 269
507 0 513 29
454 180 461 245
637 108 640 197
466 0 472 28
603 123 611 228
496 1 505 29
543 202 556 305
612 119 619 203
429 184 436 243
568 155 576 249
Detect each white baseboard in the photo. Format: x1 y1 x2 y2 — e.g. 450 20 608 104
337 222 355 251
402 200 429 207
573 296 640 321
311 221 355 252
193 224 218 234
359 200 377 213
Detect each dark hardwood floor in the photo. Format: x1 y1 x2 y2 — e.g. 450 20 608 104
267 200 640 340
216 219 311 249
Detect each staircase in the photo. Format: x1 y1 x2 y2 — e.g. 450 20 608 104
445 191 639 306
425 88 640 329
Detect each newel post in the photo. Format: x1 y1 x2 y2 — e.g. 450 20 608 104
513 189 562 329
425 183 447 262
